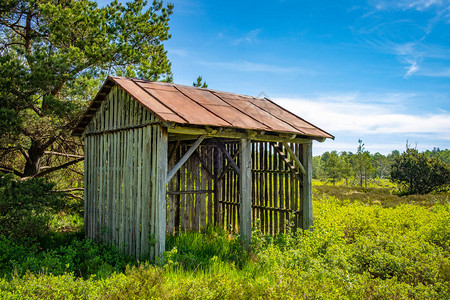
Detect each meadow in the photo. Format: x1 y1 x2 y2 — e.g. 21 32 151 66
0 183 449 299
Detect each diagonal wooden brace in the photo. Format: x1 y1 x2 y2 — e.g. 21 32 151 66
215 138 240 176
166 135 206 184
281 142 306 176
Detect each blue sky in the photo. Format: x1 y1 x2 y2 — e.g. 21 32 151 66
105 0 450 155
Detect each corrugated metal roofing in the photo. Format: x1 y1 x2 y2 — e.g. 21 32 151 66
73 76 334 140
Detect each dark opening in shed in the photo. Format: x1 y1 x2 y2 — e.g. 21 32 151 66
73 76 334 258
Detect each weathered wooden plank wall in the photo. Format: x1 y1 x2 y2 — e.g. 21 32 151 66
166 139 306 235
84 86 164 258
167 143 216 234
250 141 303 234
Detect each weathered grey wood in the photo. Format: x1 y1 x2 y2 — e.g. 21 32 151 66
302 141 313 230
216 139 240 176
155 126 168 257
150 125 157 258
141 125 152 258
168 126 318 143
282 142 306 176
193 161 200 231
166 135 205 184
84 137 89 237
213 147 222 225
135 128 142 258
239 138 252 245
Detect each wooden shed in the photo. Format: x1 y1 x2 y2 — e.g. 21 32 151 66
73 76 333 259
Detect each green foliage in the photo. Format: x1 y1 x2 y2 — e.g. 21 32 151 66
391 148 450 195
323 150 352 185
0 0 173 179
192 75 208 88
0 174 63 241
0 236 136 279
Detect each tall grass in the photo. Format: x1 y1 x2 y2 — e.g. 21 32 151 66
1 188 449 299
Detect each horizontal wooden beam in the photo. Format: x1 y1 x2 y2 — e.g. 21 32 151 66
167 126 318 143
167 189 214 195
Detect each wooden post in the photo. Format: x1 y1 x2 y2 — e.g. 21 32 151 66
302 141 313 230
155 126 168 257
213 147 222 225
239 138 252 245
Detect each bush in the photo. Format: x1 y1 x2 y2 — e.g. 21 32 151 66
0 174 64 241
0 235 136 279
390 148 450 195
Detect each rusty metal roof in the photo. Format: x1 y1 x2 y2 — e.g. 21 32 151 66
73 76 334 140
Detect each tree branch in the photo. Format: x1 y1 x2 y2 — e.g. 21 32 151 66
57 188 84 192
34 157 84 178
0 165 24 177
44 151 84 159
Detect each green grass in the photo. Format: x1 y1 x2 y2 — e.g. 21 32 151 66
0 185 449 299
314 182 449 207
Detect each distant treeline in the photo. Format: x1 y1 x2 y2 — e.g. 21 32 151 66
313 141 450 186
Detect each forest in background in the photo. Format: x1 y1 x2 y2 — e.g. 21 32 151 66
313 140 450 187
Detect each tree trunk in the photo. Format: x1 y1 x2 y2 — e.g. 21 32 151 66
23 140 46 177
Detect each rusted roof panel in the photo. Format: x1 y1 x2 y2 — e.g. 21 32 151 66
112 77 187 124
215 94 300 133
250 98 332 137
144 87 230 126
73 76 334 140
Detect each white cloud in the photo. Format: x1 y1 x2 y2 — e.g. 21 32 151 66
273 94 450 136
232 29 261 45
371 0 447 11
404 58 420 77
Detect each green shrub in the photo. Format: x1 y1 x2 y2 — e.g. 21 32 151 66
0 174 64 241
0 236 136 279
391 148 450 195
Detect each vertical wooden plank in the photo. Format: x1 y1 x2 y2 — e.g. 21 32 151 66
285 145 290 233
232 143 237 230
294 143 300 231
302 141 313 230
193 157 200 231
167 145 175 235
239 138 252 246
200 147 207 229
140 125 151 258
155 126 168 257
258 142 264 233
134 127 142 257
91 127 95 240
84 136 89 238
175 147 181 232
213 146 222 226
180 148 186 231
149 126 156 258
279 144 285 234
268 143 273 235
264 142 269 234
